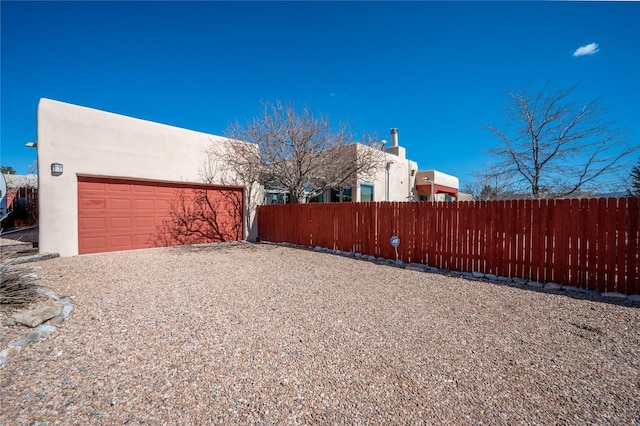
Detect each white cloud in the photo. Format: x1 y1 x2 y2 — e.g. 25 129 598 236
573 42 599 57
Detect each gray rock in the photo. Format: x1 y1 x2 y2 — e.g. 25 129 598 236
577 288 600 296
48 316 65 326
429 267 439 273
38 324 57 335
512 277 528 285
472 271 485 278
497 276 512 282
601 292 627 299
8 339 29 347
354 253 363 259
11 299 64 328
563 286 579 292
462 272 475 279
376 257 386 263
628 294 640 302
1 346 22 358
394 259 405 267
344 252 355 258
367 255 376 262
335 250 342 255
36 289 60 300
527 281 544 288
6 252 59 265
405 263 426 272
544 282 562 290
61 303 74 319
485 274 498 281
314 246 322 252
25 331 46 341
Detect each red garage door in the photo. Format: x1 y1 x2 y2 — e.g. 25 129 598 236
78 176 243 254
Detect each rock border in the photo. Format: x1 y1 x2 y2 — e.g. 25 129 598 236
288 242 640 303
0 285 73 367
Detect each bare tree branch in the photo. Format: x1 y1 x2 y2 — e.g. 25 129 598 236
483 83 637 198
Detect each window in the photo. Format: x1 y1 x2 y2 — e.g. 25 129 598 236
309 193 324 203
330 187 352 202
360 184 374 202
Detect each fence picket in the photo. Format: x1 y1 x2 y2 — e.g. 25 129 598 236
628 197 639 295
596 198 608 292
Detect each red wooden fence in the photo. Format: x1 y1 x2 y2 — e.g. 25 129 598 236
258 198 640 295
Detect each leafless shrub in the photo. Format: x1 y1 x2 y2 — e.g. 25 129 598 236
0 263 37 305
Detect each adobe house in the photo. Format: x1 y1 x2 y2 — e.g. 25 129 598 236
415 170 459 202
312 131 420 203
287 128 458 204
37 99 258 256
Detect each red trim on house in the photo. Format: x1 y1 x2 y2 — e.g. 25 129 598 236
415 183 459 201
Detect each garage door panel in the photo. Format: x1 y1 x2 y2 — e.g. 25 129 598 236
110 235 133 248
80 181 107 191
81 217 107 230
133 185 155 194
108 198 132 211
155 199 172 210
78 177 242 254
134 233 155 245
110 217 132 229
135 199 155 211
109 183 132 192
80 198 107 210
135 216 155 228
156 186 176 194
80 236 108 251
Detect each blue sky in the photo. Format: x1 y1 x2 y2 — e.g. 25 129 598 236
2 1 639 189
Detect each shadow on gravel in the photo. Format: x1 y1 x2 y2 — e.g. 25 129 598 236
495 280 640 309
168 240 275 254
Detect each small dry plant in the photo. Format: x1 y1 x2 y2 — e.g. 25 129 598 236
0 262 37 305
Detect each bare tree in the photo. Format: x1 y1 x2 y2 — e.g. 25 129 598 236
217 100 384 204
629 156 640 197
463 167 517 201
485 84 637 198
203 139 261 236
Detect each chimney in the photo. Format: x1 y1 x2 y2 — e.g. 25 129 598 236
390 128 399 147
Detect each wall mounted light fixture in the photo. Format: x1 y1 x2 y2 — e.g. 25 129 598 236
51 163 63 176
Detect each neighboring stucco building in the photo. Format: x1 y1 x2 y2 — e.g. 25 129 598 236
267 128 458 204
37 98 257 256
311 133 419 204
415 169 459 202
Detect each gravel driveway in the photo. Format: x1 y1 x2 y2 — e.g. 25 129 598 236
1 242 639 424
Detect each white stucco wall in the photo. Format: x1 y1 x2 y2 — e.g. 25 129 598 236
381 153 418 202
37 98 257 256
355 144 417 202
417 170 459 190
